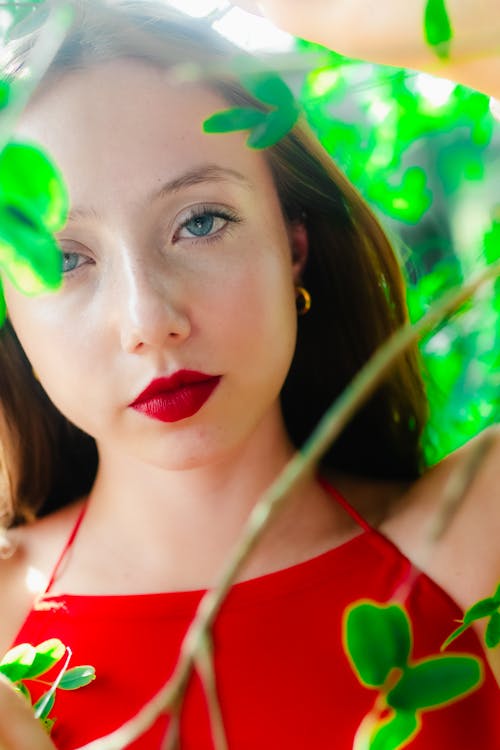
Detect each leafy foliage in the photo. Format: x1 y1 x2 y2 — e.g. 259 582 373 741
0 639 95 734
344 601 483 749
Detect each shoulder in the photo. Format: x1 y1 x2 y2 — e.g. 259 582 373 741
382 426 500 611
0 500 85 655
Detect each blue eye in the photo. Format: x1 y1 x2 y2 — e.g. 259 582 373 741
62 252 80 273
184 213 215 237
176 206 240 242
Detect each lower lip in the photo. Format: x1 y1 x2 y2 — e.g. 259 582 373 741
131 377 221 423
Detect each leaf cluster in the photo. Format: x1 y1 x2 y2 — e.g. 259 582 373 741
344 601 483 749
0 639 95 733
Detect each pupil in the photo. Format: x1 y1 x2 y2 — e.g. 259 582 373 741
62 253 78 272
187 214 214 236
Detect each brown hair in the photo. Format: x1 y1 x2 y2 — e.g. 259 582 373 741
0 0 427 527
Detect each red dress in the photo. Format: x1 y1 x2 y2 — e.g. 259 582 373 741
10 480 500 749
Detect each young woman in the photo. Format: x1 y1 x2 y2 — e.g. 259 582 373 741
0 2 498 748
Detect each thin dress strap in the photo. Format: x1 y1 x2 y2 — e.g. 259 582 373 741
317 475 374 533
42 502 88 596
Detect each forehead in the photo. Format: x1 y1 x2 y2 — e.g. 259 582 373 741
15 59 275 218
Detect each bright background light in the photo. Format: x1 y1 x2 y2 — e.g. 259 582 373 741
213 7 293 52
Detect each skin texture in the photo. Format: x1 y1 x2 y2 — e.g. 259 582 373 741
234 0 500 98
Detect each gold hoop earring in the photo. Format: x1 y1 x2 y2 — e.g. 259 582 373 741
295 286 311 316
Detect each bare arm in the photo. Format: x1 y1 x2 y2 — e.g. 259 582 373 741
235 1 500 98
0 676 56 750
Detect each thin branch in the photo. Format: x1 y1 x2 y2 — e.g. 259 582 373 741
73 258 500 750
195 632 228 750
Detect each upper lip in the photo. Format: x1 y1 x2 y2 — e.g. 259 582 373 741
130 370 219 405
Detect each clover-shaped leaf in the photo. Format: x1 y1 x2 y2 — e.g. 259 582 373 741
203 72 299 149
424 0 453 59
387 655 482 711
344 602 412 687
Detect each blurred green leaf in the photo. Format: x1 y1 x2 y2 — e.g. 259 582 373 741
58 665 96 690
463 597 498 625
387 655 482 710
0 82 11 111
246 105 299 149
344 602 411 687
34 690 55 720
240 72 294 109
485 612 500 648
0 141 67 295
424 0 453 58
0 643 36 682
369 710 420 750
22 639 65 680
203 107 267 134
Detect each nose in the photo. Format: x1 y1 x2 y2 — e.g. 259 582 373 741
113 257 191 354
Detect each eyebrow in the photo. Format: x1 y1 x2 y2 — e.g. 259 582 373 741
64 164 252 223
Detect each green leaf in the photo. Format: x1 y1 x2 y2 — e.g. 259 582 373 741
484 221 500 265
485 611 500 648
34 690 55 720
23 639 65 680
246 105 299 149
370 710 420 750
424 0 453 59
0 207 63 295
203 107 267 134
0 643 36 681
493 584 500 605
344 602 412 688
0 141 68 232
240 72 294 109
463 597 498 625
58 665 96 690
387 655 482 711
0 82 11 111
440 622 471 651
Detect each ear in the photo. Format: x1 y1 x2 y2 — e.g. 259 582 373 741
287 219 309 283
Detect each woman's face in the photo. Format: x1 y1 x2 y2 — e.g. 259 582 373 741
4 59 307 469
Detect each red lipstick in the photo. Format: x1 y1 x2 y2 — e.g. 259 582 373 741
130 370 221 423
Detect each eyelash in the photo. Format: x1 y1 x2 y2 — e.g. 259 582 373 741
173 205 241 244
59 205 242 279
